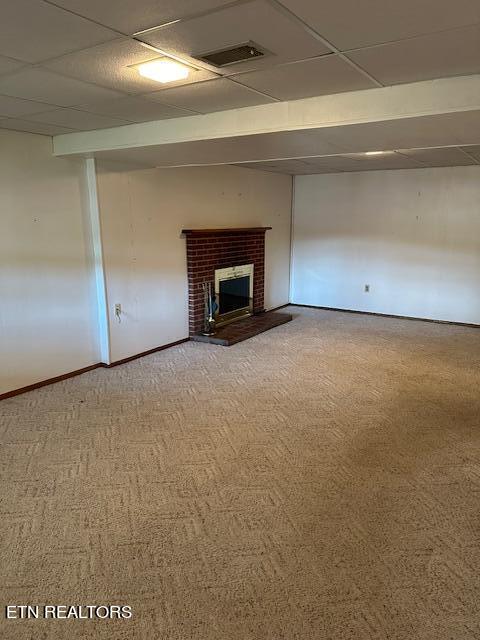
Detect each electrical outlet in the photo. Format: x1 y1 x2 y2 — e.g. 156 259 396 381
364 284 370 293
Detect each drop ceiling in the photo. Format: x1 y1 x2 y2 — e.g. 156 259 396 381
0 0 479 137
94 145 480 175
87 107 480 174
232 147 480 175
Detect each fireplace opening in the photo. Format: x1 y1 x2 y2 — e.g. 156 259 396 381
219 275 250 315
214 264 254 326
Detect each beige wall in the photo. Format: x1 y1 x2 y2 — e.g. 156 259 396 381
96 164 292 362
291 166 480 324
0 129 99 394
3 129 479 396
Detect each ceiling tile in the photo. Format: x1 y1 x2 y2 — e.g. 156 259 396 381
301 155 378 171
237 159 314 174
236 164 287 174
348 24 480 85
235 162 284 173
235 155 420 174
293 167 340 175
95 145 186 168
0 68 126 107
149 78 275 113
96 128 344 168
334 161 418 172
240 158 341 173
339 152 419 170
44 38 218 94
0 95 57 118
27 108 132 131
278 0 480 50
251 129 344 159
270 148 480 172
397 147 478 167
77 96 194 122
139 0 331 74
460 145 480 162
50 0 234 35
0 0 118 63
281 153 419 173
233 55 376 101
0 118 76 136
0 55 26 77
323 111 480 154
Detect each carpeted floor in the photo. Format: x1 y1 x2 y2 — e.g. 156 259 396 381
1 306 480 639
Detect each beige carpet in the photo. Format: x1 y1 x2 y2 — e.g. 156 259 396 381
1 306 480 639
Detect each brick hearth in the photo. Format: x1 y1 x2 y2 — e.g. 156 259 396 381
182 227 271 336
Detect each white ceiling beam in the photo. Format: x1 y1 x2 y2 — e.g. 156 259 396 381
53 74 480 156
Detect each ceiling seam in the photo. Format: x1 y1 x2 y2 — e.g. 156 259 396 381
8 0 480 109
39 0 126 36
132 0 250 35
227 52 334 78
266 0 384 87
83 97 203 116
342 20 480 54
20 108 138 126
224 75 282 101
0 94 202 120
456 146 480 164
38 0 248 79
393 150 428 166
136 77 267 114
27 14 480 71
132 39 222 75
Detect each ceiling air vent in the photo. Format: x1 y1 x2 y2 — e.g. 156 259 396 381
197 42 266 67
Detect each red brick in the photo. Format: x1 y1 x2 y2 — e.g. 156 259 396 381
185 230 268 334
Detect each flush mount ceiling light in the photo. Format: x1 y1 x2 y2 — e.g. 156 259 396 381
364 151 388 156
136 58 190 83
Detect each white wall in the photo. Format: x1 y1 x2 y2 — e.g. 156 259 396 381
96 163 292 362
291 166 480 324
0 129 99 394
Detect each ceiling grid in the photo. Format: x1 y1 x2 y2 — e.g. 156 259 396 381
0 0 479 173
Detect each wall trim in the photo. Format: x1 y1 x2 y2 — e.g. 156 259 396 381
182 227 272 235
0 338 190 401
267 303 291 313
5 302 477 402
104 338 190 367
0 364 103 401
291 304 480 329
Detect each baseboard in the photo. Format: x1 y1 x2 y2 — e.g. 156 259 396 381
0 338 190 402
266 303 291 313
104 338 190 367
290 304 480 329
0 363 103 401
4 303 476 402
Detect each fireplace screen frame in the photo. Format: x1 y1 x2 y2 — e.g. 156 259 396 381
214 263 254 327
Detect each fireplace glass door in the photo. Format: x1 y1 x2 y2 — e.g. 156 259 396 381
218 275 250 315
214 264 254 326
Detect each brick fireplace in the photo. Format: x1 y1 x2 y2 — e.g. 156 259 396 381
182 227 271 336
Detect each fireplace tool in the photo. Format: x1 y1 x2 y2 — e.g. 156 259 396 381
201 281 216 335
